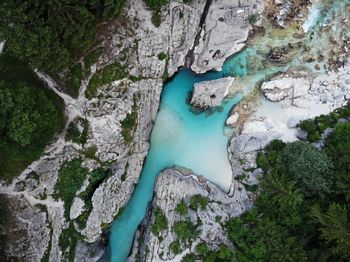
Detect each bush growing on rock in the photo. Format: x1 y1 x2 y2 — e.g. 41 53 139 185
189 194 209 210
182 253 196 262
173 220 198 243
299 102 350 142
151 208 168 236
54 159 88 218
169 240 181 254
196 242 209 256
175 200 188 216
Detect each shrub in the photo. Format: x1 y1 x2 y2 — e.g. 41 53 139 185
182 253 196 262
157 52 167 60
146 0 168 11
169 240 181 254
248 14 260 25
190 194 209 210
151 208 168 236
173 220 198 243
65 118 89 144
196 242 209 256
120 94 138 144
175 201 188 216
66 63 83 98
54 159 87 218
86 62 127 99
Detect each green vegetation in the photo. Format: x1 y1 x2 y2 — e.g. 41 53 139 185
76 168 109 229
248 14 260 25
121 162 129 181
65 63 83 98
175 200 188 216
59 222 83 261
65 48 103 98
56 162 109 258
173 220 198 243
84 48 103 72
121 94 139 144
298 102 350 142
225 105 350 261
66 118 89 144
196 242 209 256
86 62 128 99
182 253 196 262
0 55 64 180
151 208 168 236
146 0 168 27
54 159 87 218
0 1 127 73
275 141 332 196
157 52 167 60
190 194 209 210
54 158 109 228
169 240 181 254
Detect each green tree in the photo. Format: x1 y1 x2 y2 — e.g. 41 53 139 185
190 194 209 210
326 123 350 201
0 0 127 73
196 242 209 256
311 203 350 259
174 220 198 243
175 201 188 216
151 208 168 235
226 216 307 262
276 141 332 196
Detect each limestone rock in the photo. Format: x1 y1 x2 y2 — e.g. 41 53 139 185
70 197 85 220
261 76 311 102
0 195 50 262
130 169 251 262
190 77 234 109
191 0 265 73
226 112 240 125
228 132 282 177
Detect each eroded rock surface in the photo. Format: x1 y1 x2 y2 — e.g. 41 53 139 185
191 0 265 73
130 169 251 262
190 77 234 109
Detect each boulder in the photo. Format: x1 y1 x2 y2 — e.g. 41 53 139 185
190 77 234 109
191 0 264 73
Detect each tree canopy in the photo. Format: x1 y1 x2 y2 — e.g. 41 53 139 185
0 55 64 179
0 0 127 73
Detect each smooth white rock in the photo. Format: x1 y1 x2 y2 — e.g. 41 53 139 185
190 77 234 108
